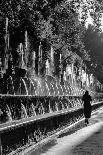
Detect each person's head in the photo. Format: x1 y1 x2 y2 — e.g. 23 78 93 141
85 90 89 95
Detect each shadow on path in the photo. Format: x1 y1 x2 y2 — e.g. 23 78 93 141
28 139 57 155
26 108 103 155
71 125 103 155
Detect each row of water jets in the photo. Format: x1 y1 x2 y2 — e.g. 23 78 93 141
0 74 84 124
5 75 83 96
4 98 82 122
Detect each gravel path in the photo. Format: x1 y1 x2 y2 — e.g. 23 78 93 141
26 107 103 155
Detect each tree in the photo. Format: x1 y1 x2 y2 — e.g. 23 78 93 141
83 24 103 83
0 0 103 77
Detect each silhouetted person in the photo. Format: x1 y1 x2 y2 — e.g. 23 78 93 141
82 90 92 125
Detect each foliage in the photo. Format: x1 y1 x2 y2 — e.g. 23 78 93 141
0 0 103 76
36 1 90 61
83 24 103 83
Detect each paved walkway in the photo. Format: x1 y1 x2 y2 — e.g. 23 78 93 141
25 107 103 155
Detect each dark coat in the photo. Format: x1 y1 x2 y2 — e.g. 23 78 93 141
82 93 92 118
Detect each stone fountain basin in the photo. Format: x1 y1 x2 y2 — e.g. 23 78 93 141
0 105 82 133
0 101 102 133
0 100 102 155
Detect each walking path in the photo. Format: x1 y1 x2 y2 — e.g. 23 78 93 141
25 107 103 155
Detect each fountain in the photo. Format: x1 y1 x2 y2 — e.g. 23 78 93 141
30 103 37 116
8 76 15 95
0 64 102 155
0 66 85 128
29 78 36 95
21 101 28 119
1 21 102 154
21 78 29 95
0 69 86 126
48 100 52 113
6 105 12 122
0 63 84 97
55 101 59 111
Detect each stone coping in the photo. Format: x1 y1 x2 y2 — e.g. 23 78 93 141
0 106 81 133
0 101 102 133
0 95 83 97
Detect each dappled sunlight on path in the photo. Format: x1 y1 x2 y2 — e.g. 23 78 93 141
27 107 103 155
